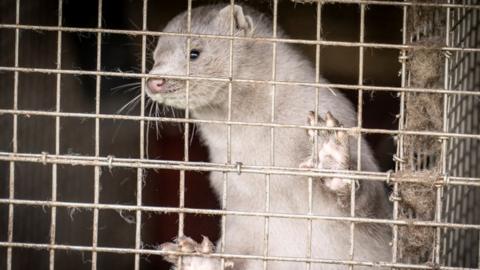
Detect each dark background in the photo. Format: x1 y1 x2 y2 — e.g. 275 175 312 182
0 0 402 269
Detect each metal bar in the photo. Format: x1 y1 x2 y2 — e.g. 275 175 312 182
437 1 452 265
219 1 235 268
265 1 278 269
175 2 193 269
2 241 479 270
2 66 480 97
91 1 103 269
447 18 461 261
177 0 192 239
306 2 323 269
349 3 366 267
134 1 148 269
3 109 480 140
1 198 480 230
6 1 20 269
1 24 480 52
392 2 409 265
2 151 480 186
49 0 63 269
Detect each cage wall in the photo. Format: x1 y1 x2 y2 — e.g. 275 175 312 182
442 1 480 267
394 0 480 267
0 1 479 270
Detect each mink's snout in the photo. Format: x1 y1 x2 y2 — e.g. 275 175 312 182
147 78 166 93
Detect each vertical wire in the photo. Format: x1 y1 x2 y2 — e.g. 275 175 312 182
308 2 322 269
456 14 469 263
350 4 366 268
446 7 460 264
455 4 466 265
177 2 192 269
446 8 457 264
91 1 103 269
463 36 472 260
7 1 20 269
49 1 63 269
465 13 476 260
221 0 235 268
264 1 278 269
456 10 466 266
437 1 452 265
135 1 148 269
392 2 409 266
461 12 471 260
465 3 473 266
178 0 192 242
476 6 480 267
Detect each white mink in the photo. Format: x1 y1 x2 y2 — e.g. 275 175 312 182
146 4 391 270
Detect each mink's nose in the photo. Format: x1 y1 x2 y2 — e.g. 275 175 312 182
147 78 166 93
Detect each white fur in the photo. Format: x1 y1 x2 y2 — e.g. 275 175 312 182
147 4 392 269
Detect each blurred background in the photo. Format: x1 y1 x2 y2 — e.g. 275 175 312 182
0 0 403 269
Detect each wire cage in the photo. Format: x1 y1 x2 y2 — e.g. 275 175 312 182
441 2 480 267
0 0 479 270
396 1 479 267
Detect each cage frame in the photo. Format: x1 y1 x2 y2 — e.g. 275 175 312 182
0 0 479 269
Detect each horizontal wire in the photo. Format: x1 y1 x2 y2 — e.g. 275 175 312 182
312 0 480 9
0 23 479 53
1 151 479 186
0 241 477 270
1 109 480 140
1 198 480 230
0 66 479 97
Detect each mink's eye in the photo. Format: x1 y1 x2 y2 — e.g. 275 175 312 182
190 49 200 60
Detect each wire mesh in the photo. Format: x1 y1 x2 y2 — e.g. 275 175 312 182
442 0 480 267
0 1 479 270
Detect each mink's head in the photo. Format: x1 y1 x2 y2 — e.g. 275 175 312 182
146 4 268 110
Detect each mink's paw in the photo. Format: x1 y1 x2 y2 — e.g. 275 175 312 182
159 236 214 263
302 111 354 197
159 236 233 270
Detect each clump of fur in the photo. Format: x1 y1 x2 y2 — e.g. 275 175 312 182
404 93 443 152
395 170 438 218
407 0 445 36
399 222 435 260
405 37 445 145
402 0 446 240
407 39 444 89
394 170 439 262
405 92 443 132
400 28 443 264
404 37 444 158
404 0 445 146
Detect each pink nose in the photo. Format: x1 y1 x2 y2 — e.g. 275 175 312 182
147 78 166 93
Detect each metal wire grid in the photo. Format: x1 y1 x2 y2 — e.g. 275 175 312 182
442 0 480 267
399 1 446 265
0 0 479 270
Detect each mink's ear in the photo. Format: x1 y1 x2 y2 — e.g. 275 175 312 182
217 5 254 36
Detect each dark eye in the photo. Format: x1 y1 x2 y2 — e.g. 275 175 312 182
190 49 200 60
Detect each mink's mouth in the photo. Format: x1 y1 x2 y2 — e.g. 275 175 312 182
159 87 180 94
146 86 181 96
